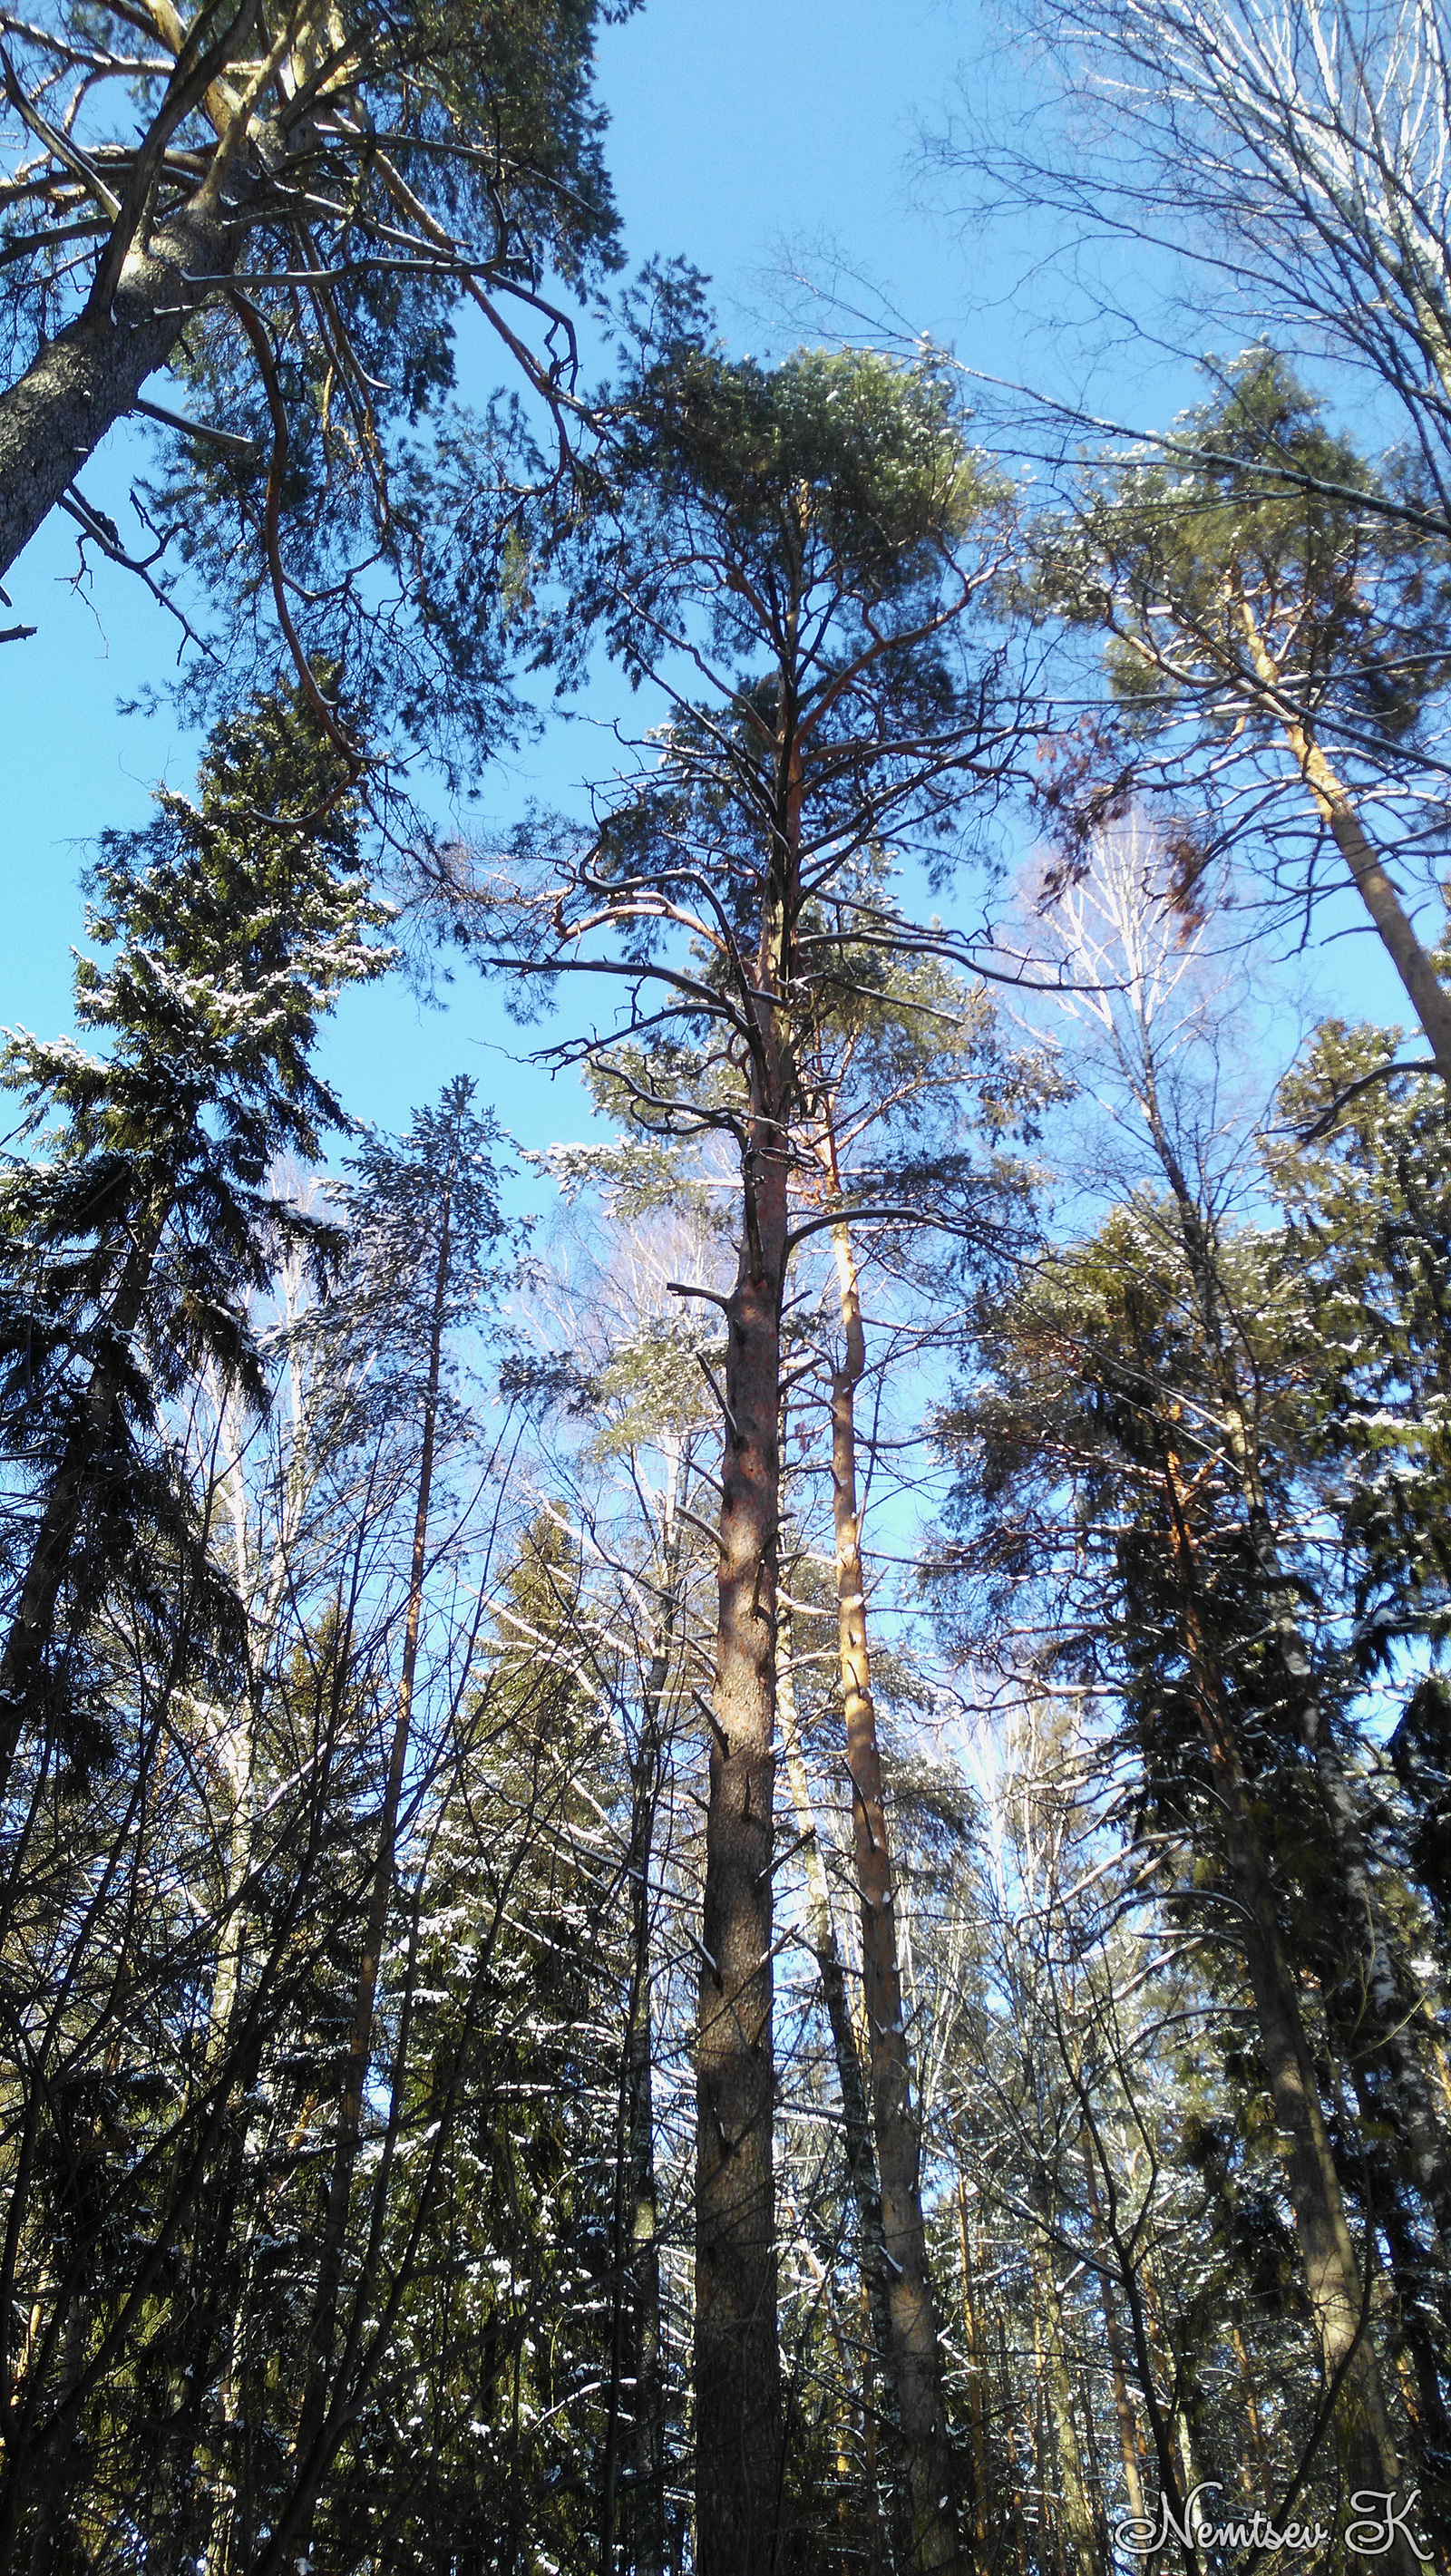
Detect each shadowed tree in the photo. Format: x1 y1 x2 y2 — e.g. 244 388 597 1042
0 676 391 1803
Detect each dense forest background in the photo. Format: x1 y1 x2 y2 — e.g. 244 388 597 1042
5 2 1451 2572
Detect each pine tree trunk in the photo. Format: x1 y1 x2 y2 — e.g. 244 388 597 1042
1304 771 1451 1085
694 901 789 2575
955 2160 991 2561
778 1608 904 2561
0 180 249 582
826 1205 959 2576
1230 582 1451 1083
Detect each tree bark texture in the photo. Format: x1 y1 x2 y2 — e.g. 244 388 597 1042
1030 2205 1096 2576
1230 2320 1274 2507
695 1000 788 2575
955 2159 992 2560
1231 588 1451 1084
0 187 247 580
998 2318 1031 2576
829 1212 960 2576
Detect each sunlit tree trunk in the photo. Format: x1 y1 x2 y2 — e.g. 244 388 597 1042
1030 2192 1096 2576
0 173 251 585
1080 2144 1144 2528
1231 579 1451 1084
198 1363 325 2572
778 1604 903 2557
955 2157 991 2560
603 1447 683 2576
824 1181 959 2576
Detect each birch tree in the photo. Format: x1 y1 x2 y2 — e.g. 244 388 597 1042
937 0 1451 536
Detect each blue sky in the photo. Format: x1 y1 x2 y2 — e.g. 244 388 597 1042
2 0 1005 1147
0 0 1407 1156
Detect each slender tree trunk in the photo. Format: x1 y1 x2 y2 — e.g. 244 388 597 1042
862 2279 887 2576
777 1605 904 2562
998 2319 1031 2576
955 2160 991 2562
196 1668 265 2561
631 2009 667 2576
1080 2146 1144 2529
23 2292 90 2574
1230 2321 1273 2506
1030 2197 1096 2576
603 1451 681 2576
695 887 789 2575
280 1140 460 2556
824 1195 959 2576
1229 585 1451 1083
1030 2291 1057 2576
1132 2259 1205 2576
1162 1448 1416 2558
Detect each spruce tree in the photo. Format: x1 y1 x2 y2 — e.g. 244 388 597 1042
0 679 392 1798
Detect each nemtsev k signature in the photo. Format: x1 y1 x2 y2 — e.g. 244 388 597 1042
1113 2485 1434 2561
